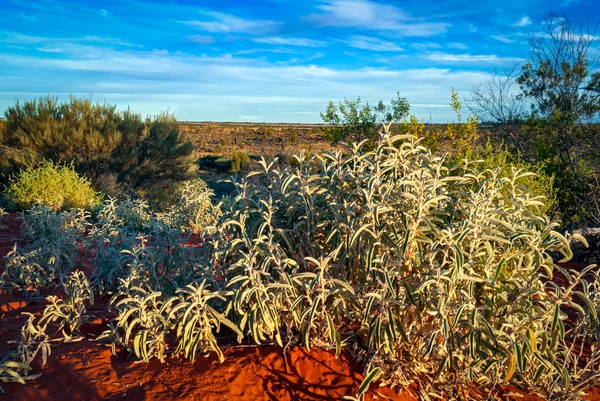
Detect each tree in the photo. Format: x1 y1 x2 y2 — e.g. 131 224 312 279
468 64 528 152
320 93 410 143
469 12 600 225
517 12 600 123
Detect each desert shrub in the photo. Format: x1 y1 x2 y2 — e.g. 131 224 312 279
38 271 94 340
2 128 599 400
211 128 599 398
320 93 409 144
0 205 89 296
0 96 196 197
107 285 172 363
398 115 441 153
0 207 6 230
230 150 250 173
157 179 220 233
446 88 480 158
0 356 38 395
468 141 556 215
3 161 102 211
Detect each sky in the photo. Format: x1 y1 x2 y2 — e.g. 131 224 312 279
0 0 599 123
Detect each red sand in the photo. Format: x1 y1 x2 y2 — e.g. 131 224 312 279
0 213 598 401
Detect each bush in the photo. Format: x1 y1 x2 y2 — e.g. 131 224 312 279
3 161 102 211
2 129 599 399
230 150 250 173
157 178 220 233
213 128 599 397
469 141 556 215
0 96 196 197
320 93 409 144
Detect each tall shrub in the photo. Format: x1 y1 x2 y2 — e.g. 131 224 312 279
0 96 196 197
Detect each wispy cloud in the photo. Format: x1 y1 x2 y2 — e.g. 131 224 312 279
306 0 448 36
0 31 139 48
491 35 515 43
411 42 441 50
348 35 403 51
512 16 532 27
424 52 522 63
253 36 327 47
447 42 467 50
2 0 598 122
181 11 281 35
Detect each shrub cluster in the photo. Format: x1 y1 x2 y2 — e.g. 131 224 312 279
3 161 102 211
0 96 196 199
1 130 598 399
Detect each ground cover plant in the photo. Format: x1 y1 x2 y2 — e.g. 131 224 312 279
0 126 599 400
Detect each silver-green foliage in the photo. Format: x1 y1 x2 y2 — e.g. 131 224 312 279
211 126 599 397
2 126 599 399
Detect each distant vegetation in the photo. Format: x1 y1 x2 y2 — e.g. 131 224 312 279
0 96 196 203
321 12 600 227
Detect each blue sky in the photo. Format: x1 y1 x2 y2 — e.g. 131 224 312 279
1 0 599 122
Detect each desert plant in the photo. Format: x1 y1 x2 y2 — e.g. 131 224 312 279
446 88 480 158
0 207 7 230
0 357 38 395
4 161 102 211
230 150 250 173
108 284 172 363
320 93 409 144
169 281 242 362
0 96 196 198
38 271 94 340
469 140 556 215
2 123 599 401
157 179 220 233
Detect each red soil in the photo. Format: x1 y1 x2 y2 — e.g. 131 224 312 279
0 213 597 401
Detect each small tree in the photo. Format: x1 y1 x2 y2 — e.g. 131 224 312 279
469 12 600 225
320 93 409 143
468 65 528 152
517 12 600 123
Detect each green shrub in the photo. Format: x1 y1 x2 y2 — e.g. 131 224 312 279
469 141 556 215
320 93 409 144
4 161 102 211
230 150 250 173
0 96 196 197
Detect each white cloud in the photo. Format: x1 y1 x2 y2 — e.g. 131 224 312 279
0 31 138 48
348 35 403 51
424 52 522 63
512 16 531 27
447 42 467 50
98 9 109 17
253 36 326 47
181 11 281 35
306 0 448 36
411 42 441 50
491 35 515 43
